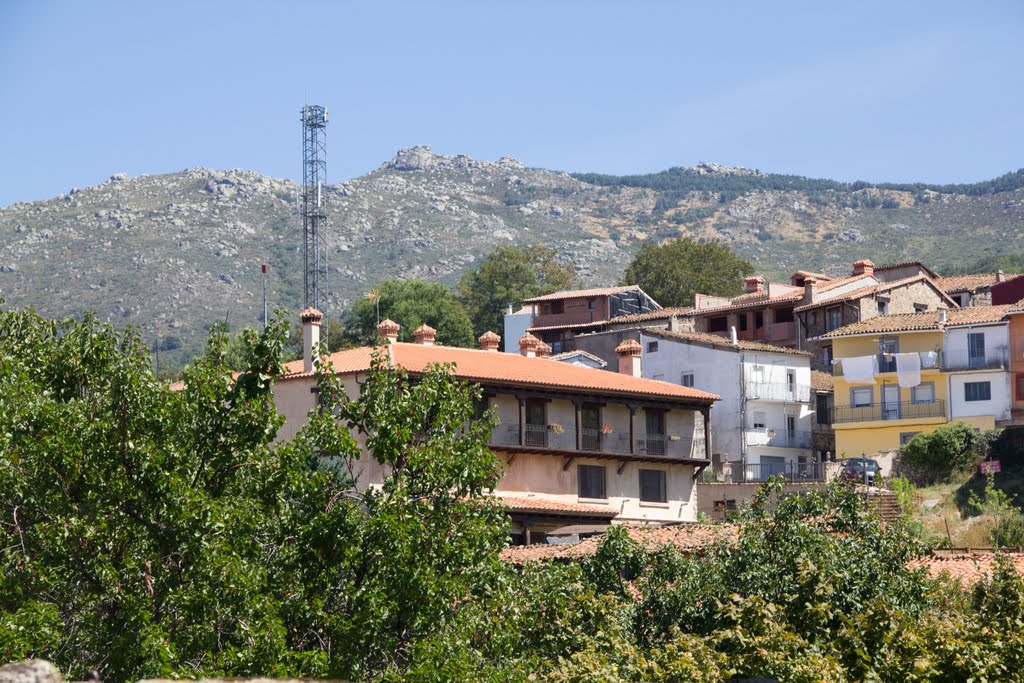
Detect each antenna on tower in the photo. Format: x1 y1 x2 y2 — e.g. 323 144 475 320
301 104 329 346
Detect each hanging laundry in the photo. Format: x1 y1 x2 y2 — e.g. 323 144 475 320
841 355 877 384
920 350 939 369
895 352 922 388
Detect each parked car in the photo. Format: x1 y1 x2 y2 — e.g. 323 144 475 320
839 457 881 485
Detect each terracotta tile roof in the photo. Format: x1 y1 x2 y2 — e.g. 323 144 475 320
691 289 804 315
523 285 644 304
791 270 834 281
811 370 834 392
607 307 695 325
795 275 959 313
934 273 1019 294
527 320 608 333
648 329 810 356
278 342 719 403
501 523 739 564
909 551 1024 585
875 261 938 278
497 496 618 519
820 305 1013 339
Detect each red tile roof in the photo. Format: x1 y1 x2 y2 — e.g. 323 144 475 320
648 329 810 356
607 307 695 325
794 275 957 313
527 320 609 333
934 273 1019 294
500 523 739 564
811 370 834 392
909 551 1024 585
497 496 618 519
820 305 1013 339
279 342 719 403
523 285 645 304
874 261 939 278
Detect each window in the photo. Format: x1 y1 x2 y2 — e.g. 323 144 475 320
578 465 606 499
709 316 728 332
824 345 834 367
739 314 748 331
1017 374 1024 401
754 311 764 329
959 293 971 307
681 371 695 388
914 303 927 313
851 387 873 408
775 307 794 323
965 381 992 402
645 410 665 435
647 341 659 353
826 307 843 332
752 411 766 429
912 382 935 404
639 469 667 503
877 300 888 315
900 432 921 446
879 337 899 373
588 298 596 310
968 332 986 367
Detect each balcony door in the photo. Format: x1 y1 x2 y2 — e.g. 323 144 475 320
968 332 986 368
882 385 901 420
525 399 547 447
581 404 602 451
786 370 797 401
645 410 666 456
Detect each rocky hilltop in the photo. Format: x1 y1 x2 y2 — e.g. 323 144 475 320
1 145 1021 366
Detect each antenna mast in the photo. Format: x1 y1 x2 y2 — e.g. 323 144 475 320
301 105 328 339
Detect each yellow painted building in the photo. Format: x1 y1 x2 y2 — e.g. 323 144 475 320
824 308 1010 457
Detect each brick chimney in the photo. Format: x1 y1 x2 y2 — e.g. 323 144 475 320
478 330 501 352
413 322 436 345
744 275 765 293
377 318 400 344
536 341 552 358
615 339 642 377
518 332 540 357
802 277 817 305
852 259 875 277
299 307 323 373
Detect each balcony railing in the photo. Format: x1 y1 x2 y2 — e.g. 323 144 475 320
746 428 812 449
831 399 946 424
941 347 1009 371
832 351 942 376
745 381 811 403
491 424 695 459
734 461 827 483
768 321 797 342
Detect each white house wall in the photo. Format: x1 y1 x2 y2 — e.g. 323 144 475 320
948 371 1012 421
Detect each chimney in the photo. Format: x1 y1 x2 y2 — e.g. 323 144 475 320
377 318 400 344
852 259 875 277
536 341 552 358
744 275 765 293
996 269 1006 283
478 330 501 352
803 276 817 305
299 307 324 373
938 307 948 323
615 339 643 377
518 332 540 357
413 322 436 345
730 326 738 345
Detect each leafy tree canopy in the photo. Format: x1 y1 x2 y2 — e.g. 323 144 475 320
342 279 475 348
457 245 576 337
622 238 754 307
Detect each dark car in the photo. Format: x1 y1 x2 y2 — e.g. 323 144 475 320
839 457 881 485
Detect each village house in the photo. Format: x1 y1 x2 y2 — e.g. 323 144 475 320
822 305 1014 461
273 311 719 545
935 271 1017 307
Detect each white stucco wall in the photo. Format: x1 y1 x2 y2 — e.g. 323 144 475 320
948 370 1012 421
503 311 534 353
944 323 1009 361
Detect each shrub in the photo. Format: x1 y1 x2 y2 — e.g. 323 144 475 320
899 422 991 483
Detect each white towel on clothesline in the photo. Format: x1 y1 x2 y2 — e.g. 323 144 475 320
841 355 877 384
895 352 921 388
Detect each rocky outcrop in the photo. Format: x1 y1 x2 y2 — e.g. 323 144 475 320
0 660 62 683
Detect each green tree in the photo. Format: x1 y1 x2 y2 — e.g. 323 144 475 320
343 279 475 347
457 245 576 337
622 238 754 307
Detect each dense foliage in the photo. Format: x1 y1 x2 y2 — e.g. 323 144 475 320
899 422 997 484
341 279 475 348
4 308 1024 682
622 238 754 307
456 245 576 338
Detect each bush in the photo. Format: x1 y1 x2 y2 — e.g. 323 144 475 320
899 422 992 483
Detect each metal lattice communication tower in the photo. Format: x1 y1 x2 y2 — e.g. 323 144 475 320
301 105 328 317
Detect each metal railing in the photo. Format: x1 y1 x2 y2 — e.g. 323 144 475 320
832 351 942 376
941 347 1009 371
735 461 827 483
746 428 812 449
745 381 811 402
831 399 946 424
491 425 694 458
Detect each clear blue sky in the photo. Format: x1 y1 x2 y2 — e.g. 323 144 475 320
1 1 1022 206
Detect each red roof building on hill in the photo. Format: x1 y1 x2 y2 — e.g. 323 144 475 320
275 316 719 547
